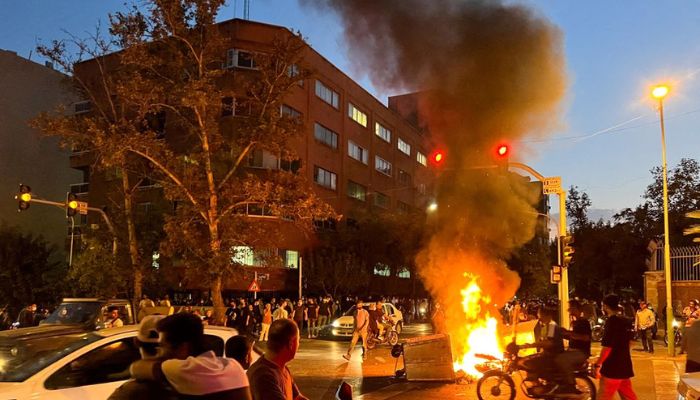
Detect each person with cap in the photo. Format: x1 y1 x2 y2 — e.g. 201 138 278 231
596 294 638 400
129 313 251 399
108 315 178 400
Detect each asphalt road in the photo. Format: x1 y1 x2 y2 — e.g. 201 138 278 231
287 323 685 400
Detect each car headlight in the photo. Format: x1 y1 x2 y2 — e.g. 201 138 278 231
672 319 680 328
332 320 341 328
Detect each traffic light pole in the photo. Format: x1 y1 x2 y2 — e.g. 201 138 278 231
21 197 117 255
509 162 569 329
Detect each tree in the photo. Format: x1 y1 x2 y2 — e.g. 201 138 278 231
0 224 67 316
68 236 129 298
62 0 335 313
566 185 591 232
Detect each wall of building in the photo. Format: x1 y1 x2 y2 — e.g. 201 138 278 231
0 49 81 250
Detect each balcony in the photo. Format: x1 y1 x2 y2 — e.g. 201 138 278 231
69 182 89 196
69 149 95 169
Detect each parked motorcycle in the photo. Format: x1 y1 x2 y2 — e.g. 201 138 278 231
663 318 683 347
590 315 606 342
475 342 596 400
366 320 399 349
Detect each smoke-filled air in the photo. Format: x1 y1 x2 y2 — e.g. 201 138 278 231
303 0 567 374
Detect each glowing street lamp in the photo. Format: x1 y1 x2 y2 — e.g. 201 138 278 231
651 83 674 356
427 202 438 212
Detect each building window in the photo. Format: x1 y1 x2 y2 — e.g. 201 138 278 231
281 104 301 118
375 122 391 143
398 169 412 186
397 201 411 214
314 166 337 190
347 181 367 201
315 80 339 109
373 263 390 277
397 267 411 279
417 183 426 195
231 246 255 266
280 158 301 173
348 103 368 127
287 64 300 78
222 97 234 117
314 123 338 149
416 151 427 166
375 156 392 177
284 250 299 269
247 149 279 169
74 101 91 115
226 49 256 69
348 140 368 164
398 138 411 156
374 192 390 209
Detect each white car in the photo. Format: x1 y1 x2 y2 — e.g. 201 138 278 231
327 302 404 338
678 372 700 400
0 324 241 400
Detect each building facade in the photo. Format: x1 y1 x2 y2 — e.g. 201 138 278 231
69 19 436 294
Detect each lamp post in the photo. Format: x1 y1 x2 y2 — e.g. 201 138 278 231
652 84 674 357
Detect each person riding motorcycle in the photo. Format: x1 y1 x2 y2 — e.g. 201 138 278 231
517 306 577 396
558 300 591 395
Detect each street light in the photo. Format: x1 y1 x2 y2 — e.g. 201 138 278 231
427 202 438 212
651 83 674 356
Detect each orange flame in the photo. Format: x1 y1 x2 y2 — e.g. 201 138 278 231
451 274 503 377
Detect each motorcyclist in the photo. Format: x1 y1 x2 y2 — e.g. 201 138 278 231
375 301 392 338
557 300 591 394
517 306 572 396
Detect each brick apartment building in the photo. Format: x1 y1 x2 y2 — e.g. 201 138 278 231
68 19 437 295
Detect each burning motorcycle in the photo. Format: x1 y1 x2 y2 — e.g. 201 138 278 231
366 320 399 349
475 342 596 400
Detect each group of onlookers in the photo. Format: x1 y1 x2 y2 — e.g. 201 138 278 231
108 313 309 400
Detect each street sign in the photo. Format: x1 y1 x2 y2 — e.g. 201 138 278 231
247 279 260 292
543 176 562 195
77 201 88 215
550 265 562 284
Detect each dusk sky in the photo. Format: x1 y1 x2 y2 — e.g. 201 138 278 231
2 0 699 213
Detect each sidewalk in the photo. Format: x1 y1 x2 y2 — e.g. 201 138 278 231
625 343 686 399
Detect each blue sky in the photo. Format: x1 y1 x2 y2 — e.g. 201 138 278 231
2 0 698 211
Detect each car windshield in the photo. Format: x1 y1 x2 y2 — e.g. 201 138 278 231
342 306 356 316
0 332 102 382
41 302 102 325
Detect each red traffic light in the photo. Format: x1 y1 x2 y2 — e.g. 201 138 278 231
431 150 446 165
496 144 509 158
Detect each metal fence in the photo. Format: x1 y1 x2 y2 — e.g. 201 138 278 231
654 246 700 281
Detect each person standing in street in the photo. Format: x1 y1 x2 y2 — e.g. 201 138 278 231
273 301 289 321
306 299 319 338
292 300 306 336
634 301 655 353
260 303 273 341
596 294 638 400
318 297 331 329
343 300 369 361
247 319 309 400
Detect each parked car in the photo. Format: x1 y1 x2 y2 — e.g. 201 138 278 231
677 371 700 400
40 298 135 331
323 302 404 339
0 324 240 400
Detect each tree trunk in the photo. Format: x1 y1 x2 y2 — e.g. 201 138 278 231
211 274 224 324
121 169 142 312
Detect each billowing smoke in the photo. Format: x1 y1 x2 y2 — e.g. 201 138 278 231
303 0 567 354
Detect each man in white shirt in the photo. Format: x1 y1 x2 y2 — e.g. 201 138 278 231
343 300 369 361
634 301 655 353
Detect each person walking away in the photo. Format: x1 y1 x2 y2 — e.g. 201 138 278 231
343 300 369 361
273 301 289 321
292 300 306 336
306 299 319 338
318 297 331 329
634 301 655 353
557 300 591 394
596 294 638 400
260 303 273 341
128 313 251 399
247 319 309 400
685 318 700 373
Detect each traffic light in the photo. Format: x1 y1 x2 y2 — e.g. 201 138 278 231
16 184 32 211
560 234 574 267
494 143 510 171
430 150 446 167
66 192 78 218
